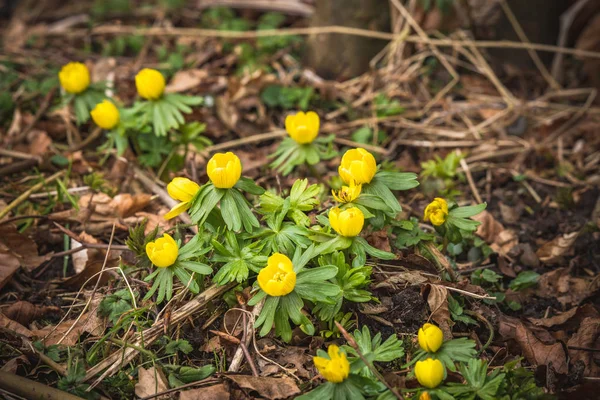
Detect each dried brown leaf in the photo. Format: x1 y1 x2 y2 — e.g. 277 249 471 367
32 293 106 346
536 231 579 265
514 322 568 374
529 304 600 331
472 211 518 255
424 284 452 340
0 313 33 338
0 223 50 273
3 301 60 326
226 375 300 400
180 383 230 400
166 69 208 93
567 317 600 376
535 267 599 307
135 367 169 399
373 271 428 289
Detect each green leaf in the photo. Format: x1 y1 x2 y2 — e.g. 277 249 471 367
230 189 259 232
449 203 487 218
98 289 134 324
374 171 420 191
408 337 477 372
235 177 265 195
256 296 280 337
509 270 540 291
220 190 242 231
296 265 338 284
165 339 193 355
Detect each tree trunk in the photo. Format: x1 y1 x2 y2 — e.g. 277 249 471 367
303 1 391 80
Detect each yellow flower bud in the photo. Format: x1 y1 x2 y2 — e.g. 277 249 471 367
257 253 296 297
420 391 432 400
423 198 448 226
90 100 120 130
59 62 90 94
314 345 350 383
164 177 200 220
207 152 242 189
332 181 361 203
338 148 377 185
145 233 178 268
329 206 364 237
418 323 444 353
135 68 165 100
414 358 445 389
285 111 320 144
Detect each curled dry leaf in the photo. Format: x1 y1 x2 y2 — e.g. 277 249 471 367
515 322 568 374
567 317 600 376
373 271 428 289
180 383 230 400
500 315 568 375
3 301 60 326
536 231 579 265
472 211 518 255
258 344 312 379
367 229 392 252
529 304 600 331
165 69 208 93
423 284 452 340
32 293 106 346
0 223 51 276
0 313 33 338
535 267 599 307
226 375 300 400
135 367 169 399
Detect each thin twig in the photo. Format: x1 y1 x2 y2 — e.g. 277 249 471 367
0 171 65 220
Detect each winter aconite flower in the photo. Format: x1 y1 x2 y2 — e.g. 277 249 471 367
59 62 90 94
420 392 432 400
338 148 377 185
135 68 166 100
415 358 445 388
418 323 444 353
90 100 120 130
257 253 296 297
424 198 448 226
207 152 242 189
314 345 350 383
332 181 361 203
164 177 200 220
329 206 364 237
146 233 178 268
285 111 320 144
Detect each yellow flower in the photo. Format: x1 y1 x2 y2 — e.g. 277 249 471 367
285 111 320 144
313 345 350 383
332 181 362 203
135 68 166 100
420 392 432 400
257 253 296 297
90 100 120 130
59 62 90 94
164 177 200 220
207 152 242 189
424 198 448 226
418 323 444 353
329 206 364 237
338 148 377 185
146 233 178 268
414 358 445 389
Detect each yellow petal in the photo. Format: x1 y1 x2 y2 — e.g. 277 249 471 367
167 177 200 202
59 62 90 94
145 233 178 268
90 100 120 130
163 201 191 220
135 68 165 100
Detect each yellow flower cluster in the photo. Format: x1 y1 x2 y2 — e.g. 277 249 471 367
339 148 376 185
424 198 448 226
257 253 296 297
59 62 90 94
285 111 320 144
414 323 445 389
313 345 350 383
135 68 166 100
90 100 120 130
329 207 364 238
207 152 242 189
146 233 178 268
